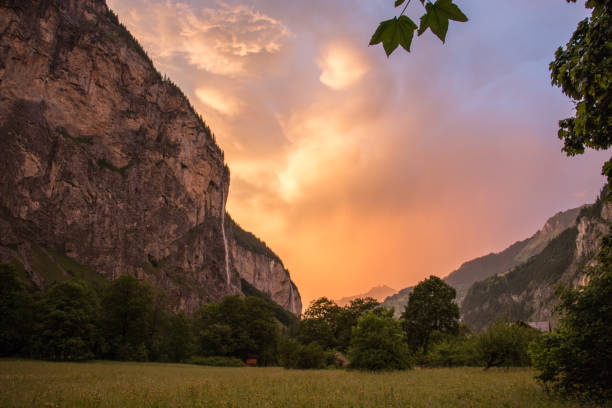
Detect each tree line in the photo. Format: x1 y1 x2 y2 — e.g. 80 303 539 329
0 266 284 365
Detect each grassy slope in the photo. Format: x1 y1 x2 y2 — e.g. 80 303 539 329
0 360 593 408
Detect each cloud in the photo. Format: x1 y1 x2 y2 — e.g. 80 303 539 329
195 87 241 116
317 42 370 90
107 0 289 76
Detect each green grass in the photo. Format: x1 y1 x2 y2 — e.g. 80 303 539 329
0 360 592 408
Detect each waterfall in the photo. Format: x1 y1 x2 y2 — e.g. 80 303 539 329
289 282 296 314
220 189 230 286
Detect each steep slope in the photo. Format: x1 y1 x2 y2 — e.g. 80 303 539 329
228 216 302 315
0 0 300 314
462 198 610 330
335 285 396 307
381 206 583 314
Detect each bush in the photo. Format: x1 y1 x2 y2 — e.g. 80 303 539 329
475 320 541 369
424 337 480 367
348 311 411 371
278 338 328 369
187 356 245 367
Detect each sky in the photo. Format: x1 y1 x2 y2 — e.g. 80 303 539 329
107 0 609 307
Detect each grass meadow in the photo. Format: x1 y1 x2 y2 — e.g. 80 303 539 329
0 360 591 408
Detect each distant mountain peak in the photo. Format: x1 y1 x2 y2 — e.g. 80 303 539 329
335 285 396 306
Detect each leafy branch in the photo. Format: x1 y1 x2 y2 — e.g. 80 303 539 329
370 0 468 57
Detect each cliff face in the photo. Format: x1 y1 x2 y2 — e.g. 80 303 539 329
461 199 610 330
0 0 301 314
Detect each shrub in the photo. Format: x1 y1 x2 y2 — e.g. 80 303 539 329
475 320 541 369
348 311 411 371
424 337 480 367
278 338 328 369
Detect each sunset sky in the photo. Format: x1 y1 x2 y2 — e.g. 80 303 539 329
107 0 608 307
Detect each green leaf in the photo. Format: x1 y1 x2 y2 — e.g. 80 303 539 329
395 0 405 7
369 18 395 46
370 16 417 57
436 0 468 22
397 15 418 52
418 0 468 43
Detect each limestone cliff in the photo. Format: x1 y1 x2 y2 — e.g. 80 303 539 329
0 0 301 314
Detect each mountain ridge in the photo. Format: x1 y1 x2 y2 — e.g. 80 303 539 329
381 204 588 315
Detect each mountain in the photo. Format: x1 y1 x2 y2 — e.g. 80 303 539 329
381 204 587 316
461 195 610 330
0 0 301 314
335 285 396 307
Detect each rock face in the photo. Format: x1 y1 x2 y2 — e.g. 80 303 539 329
0 0 301 314
461 197 610 331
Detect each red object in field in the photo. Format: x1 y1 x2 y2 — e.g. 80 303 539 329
246 358 257 367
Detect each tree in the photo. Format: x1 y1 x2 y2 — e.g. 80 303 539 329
194 295 280 364
336 297 380 351
33 280 100 361
550 0 611 178
475 320 541 369
348 310 411 370
99 275 155 361
401 275 459 355
0 263 33 357
298 297 342 349
158 312 194 362
530 233 612 401
370 0 468 57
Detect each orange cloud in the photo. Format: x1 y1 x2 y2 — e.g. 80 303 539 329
195 87 242 116
317 42 370 90
107 0 289 76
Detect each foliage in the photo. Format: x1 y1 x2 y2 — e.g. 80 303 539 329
424 337 479 367
401 275 459 355
348 310 412 371
530 232 612 401
0 263 34 357
194 295 280 365
31 280 99 361
422 324 478 367
157 312 194 362
278 337 329 369
99 275 155 361
240 278 298 327
297 297 381 352
371 0 468 57
475 320 541 369
186 355 245 367
550 0 611 173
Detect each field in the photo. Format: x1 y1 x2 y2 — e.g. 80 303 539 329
0 360 589 408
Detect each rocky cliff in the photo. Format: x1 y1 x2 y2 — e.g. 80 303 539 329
461 195 610 330
0 0 301 314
